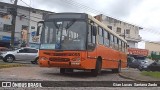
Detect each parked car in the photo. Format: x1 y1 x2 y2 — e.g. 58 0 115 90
138 59 154 71
145 60 160 71
0 47 9 59
0 47 39 64
127 56 148 69
127 56 135 67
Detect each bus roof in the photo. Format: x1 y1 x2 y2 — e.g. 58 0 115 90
87 14 127 43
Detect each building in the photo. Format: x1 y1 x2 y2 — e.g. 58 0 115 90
94 14 142 48
0 2 53 48
145 41 160 56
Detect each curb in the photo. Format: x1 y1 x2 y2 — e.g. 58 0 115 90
0 64 27 69
119 73 160 83
119 73 147 82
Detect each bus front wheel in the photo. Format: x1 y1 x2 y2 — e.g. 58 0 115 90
60 68 66 74
60 68 73 74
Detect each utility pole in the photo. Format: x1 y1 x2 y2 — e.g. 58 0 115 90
10 0 18 49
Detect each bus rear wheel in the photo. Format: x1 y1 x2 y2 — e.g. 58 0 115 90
91 59 102 77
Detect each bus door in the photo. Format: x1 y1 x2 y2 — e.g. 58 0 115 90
87 25 97 59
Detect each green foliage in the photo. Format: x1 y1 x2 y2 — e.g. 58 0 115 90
141 71 160 78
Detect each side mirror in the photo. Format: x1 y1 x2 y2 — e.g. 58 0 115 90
92 26 97 36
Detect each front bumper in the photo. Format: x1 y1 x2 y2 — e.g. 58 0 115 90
39 60 82 69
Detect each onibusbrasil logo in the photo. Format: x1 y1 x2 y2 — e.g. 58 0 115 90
1 82 42 88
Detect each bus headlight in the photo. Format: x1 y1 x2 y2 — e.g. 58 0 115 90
40 57 48 60
72 57 80 61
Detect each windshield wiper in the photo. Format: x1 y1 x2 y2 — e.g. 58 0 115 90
65 20 76 29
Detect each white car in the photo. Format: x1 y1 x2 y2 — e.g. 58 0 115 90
0 47 39 64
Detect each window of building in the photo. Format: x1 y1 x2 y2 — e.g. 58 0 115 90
32 10 36 13
3 24 12 32
117 27 121 33
0 5 4 9
126 29 130 34
108 26 112 30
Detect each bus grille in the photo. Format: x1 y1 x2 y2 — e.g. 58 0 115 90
49 58 70 62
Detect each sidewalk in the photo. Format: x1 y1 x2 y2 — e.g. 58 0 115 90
119 68 160 81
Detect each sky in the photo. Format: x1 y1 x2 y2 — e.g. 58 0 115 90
1 0 160 49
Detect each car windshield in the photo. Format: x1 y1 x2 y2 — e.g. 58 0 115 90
141 58 154 65
40 20 87 50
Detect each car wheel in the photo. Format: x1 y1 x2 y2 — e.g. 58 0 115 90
4 55 15 63
2 58 8 62
31 57 39 64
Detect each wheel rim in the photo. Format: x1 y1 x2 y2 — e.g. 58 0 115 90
7 56 13 62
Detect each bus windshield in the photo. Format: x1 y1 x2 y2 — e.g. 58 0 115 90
40 20 87 50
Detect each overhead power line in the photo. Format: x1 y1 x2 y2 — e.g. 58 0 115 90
20 0 31 7
61 0 160 37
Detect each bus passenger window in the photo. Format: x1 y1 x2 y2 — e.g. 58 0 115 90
110 34 114 48
104 30 109 47
119 40 122 51
114 37 118 50
122 42 124 52
88 24 96 51
98 27 104 45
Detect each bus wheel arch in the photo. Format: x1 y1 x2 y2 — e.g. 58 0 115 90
91 56 102 76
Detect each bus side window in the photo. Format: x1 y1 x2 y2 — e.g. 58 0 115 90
114 37 118 50
98 27 104 45
119 40 122 51
122 41 124 52
87 24 96 51
110 34 114 48
104 30 109 47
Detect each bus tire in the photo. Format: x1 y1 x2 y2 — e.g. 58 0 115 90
112 60 121 73
60 68 66 74
66 68 73 73
91 59 102 77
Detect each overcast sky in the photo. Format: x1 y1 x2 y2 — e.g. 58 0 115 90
1 0 160 48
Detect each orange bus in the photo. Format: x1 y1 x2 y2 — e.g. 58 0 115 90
37 13 127 76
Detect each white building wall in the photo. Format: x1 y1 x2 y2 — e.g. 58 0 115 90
28 11 43 48
99 14 141 48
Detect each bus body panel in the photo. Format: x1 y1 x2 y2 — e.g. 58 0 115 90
38 13 127 72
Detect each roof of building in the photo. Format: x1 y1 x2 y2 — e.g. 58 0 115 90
95 14 143 29
0 1 54 13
